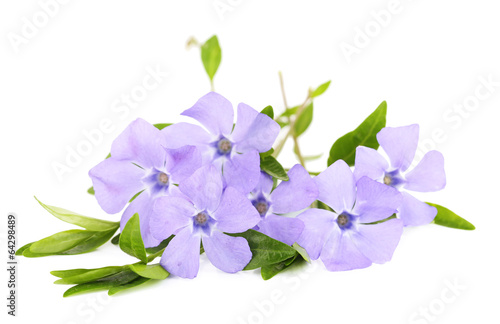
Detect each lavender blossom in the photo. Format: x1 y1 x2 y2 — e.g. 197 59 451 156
249 164 318 245
151 165 261 278
354 124 446 226
162 92 280 193
297 160 403 271
89 118 202 247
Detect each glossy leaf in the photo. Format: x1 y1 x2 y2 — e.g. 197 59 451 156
311 80 331 98
119 213 148 263
428 203 475 230
35 197 119 231
294 102 313 137
53 267 125 285
260 155 289 181
230 230 297 270
260 106 274 119
128 263 169 280
201 35 221 82
328 101 387 166
62 270 139 297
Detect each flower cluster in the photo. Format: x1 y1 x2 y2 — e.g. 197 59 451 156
89 92 447 277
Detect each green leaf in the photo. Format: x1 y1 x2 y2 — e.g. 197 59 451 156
294 102 313 137
128 263 169 280
311 80 331 98
35 197 119 231
15 242 34 256
119 213 148 263
260 156 289 181
259 148 274 158
30 230 99 254
292 243 310 262
303 153 323 161
53 267 125 285
230 230 297 270
260 105 274 119
111 233 120 245
328 101 387 166
59 229 117 255
261 254 297 280
428 203 475 230
279 106 298 118
63 270 139 297
145 236 173 255
87 187 95 195
153 123 171 130
108 277 152 296
201 35 221 82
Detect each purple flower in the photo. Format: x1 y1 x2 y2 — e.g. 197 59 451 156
354 124 446 226
151 165 261 278
89 118 202 247
249 165 318 245
297 160 403 271
162 92 280 193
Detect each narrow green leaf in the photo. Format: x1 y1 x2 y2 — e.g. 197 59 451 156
15 242 34 256
111 233 120 245
428 203 475 230
119 213 148 263
53 267 125 285
260 156 289 181
87 187 95 195
30 230 98 254
259 148 274 158
230 230 297 270
60 229 117 255
145 236 173 255
201 35 221 81
153 123 171 130
328 101 387 166
294 102 313 137
292 243 310 262
260 105 274 119
63 271 139 297
128 263 169 280
311 80 331 98
303 153 323 161
35 197 119 231
108 277 152 296
279 106 298 118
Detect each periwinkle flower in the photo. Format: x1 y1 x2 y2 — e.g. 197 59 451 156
297 160 403 271
151 165 261 279
249 165 318 245
354 124 446 226
162 92 280 193
89 118 202 247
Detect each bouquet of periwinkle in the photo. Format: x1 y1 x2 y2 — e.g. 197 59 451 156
17 36 474 297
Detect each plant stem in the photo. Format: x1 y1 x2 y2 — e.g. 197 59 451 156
273 72 311 166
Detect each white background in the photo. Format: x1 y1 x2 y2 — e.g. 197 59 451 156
1 1 499 323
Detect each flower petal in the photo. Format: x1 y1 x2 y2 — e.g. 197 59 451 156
314 160 356 213
164 145 202 184
181 92 234 137
296 208 336 260
376 124 419 172
150 196 195 241
398 192 437 226
179 165 223 213
120 193 161 248
222 150 261 194
233 104 280 153
271 164 319 214
251 172 274 196
353 177 402 224
160 227 201 279
320 230 372 271
353 146 388 181
230 102 259 143
257 214 305 246
89 158 145 214
350 218 403 264
213 187 261 233
202 231 252 274
404 151 446 192
110 118 166 169
162 122 212 149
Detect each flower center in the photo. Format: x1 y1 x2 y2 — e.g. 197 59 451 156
256 202 268 215
157 172 169 185
382 170 405 188
337 214 349 226
194 212 208 226
252 197 270 217
217 138 232 155
383 175 392 185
